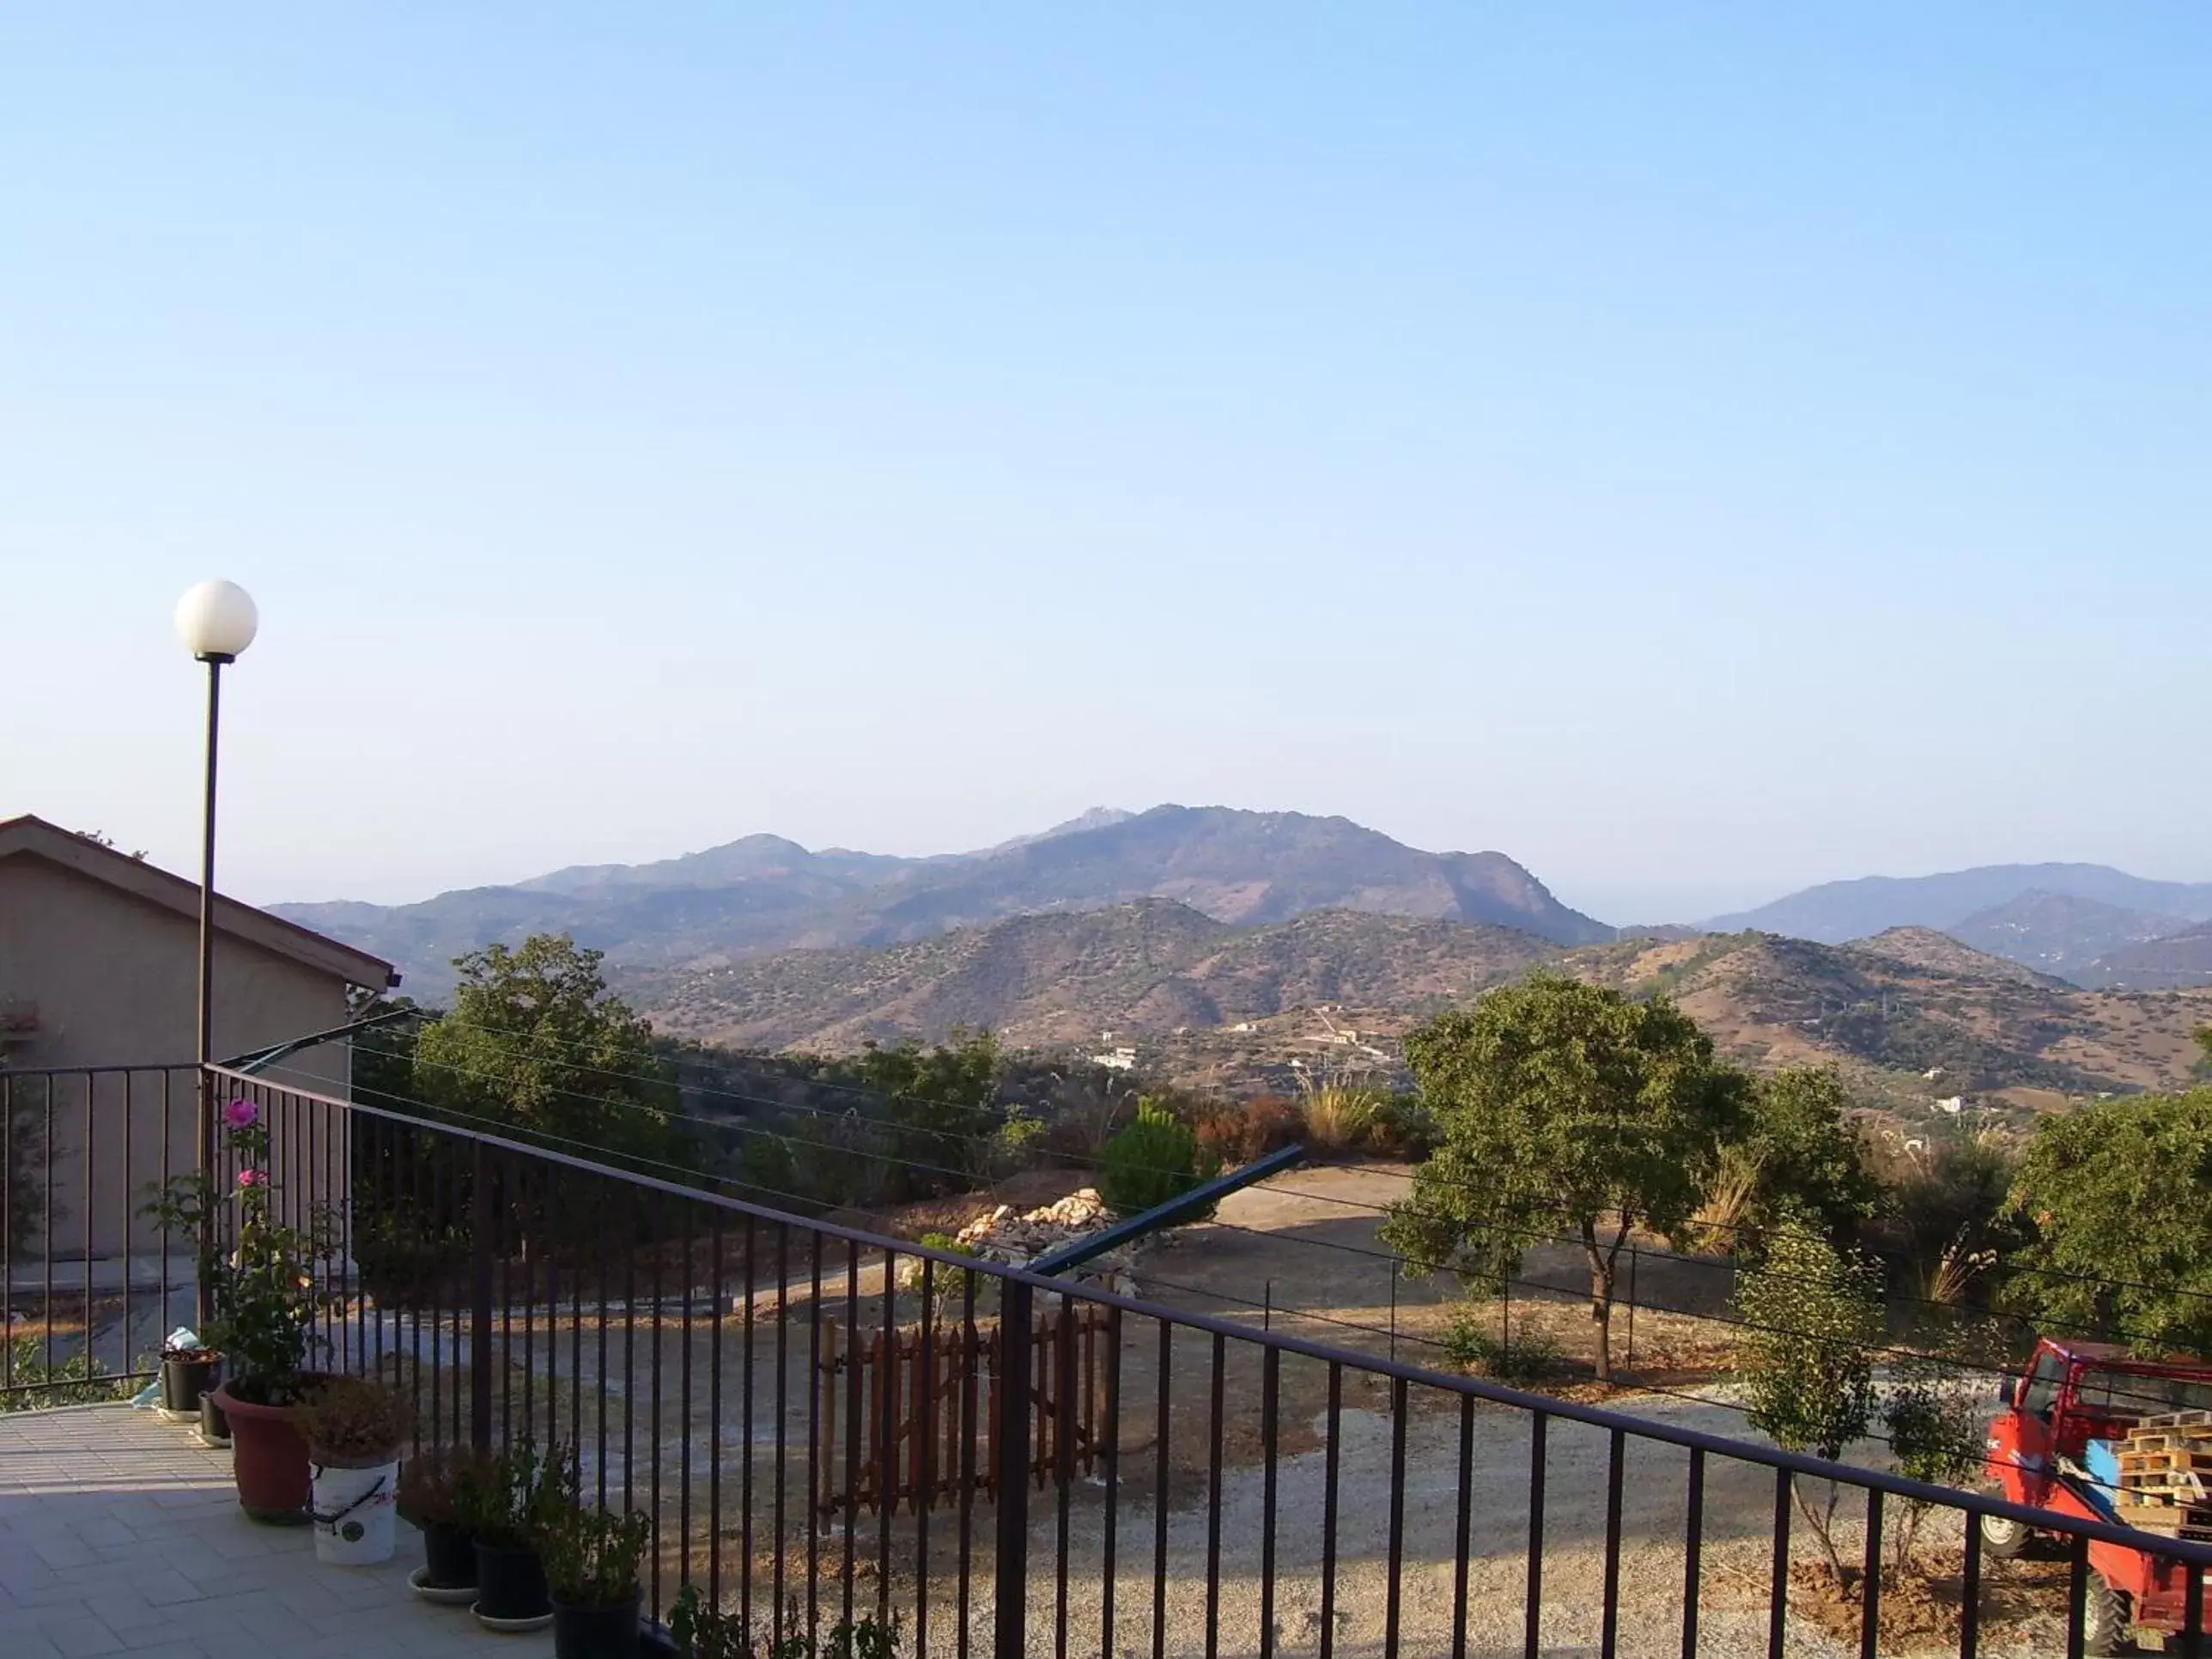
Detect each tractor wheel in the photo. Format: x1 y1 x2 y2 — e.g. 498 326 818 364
1978 1511 2033 1559
2080 1582 2134 1656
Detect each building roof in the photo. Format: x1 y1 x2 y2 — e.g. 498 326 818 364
0 815 399 991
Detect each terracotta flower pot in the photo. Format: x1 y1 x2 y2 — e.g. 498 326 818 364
211 1382 311 1523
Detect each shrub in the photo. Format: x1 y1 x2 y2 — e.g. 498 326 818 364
669 1584 901 1659
1298 1086 1386 1155
457 1437 577 1549
1439 1306 1559 1383
299 1376 411 1462
0 1338 142 1413
1182 1094 1301 1165
1100 1100 1222 1219
1734 1228 1884 1576
1880 1358 1983 1571
541 1505 653 1608
914 1232 983 1319
397 1444 489 1529
1367 1095 1439 1159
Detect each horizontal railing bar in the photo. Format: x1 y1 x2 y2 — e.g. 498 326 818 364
209 1062 2212 1566
0 1063 196 1078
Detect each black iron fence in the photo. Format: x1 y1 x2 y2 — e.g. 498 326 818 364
1 1064 201 1400
8 1059 2212 1657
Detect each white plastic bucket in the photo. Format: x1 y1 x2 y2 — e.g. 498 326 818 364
309 1458 400 1565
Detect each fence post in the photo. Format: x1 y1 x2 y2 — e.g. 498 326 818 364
994 1276 1034 1659
1626 1243 1638 1370
195 1064 216 1332
470 1139 495 1453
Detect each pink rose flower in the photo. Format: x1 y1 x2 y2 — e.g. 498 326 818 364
235 1168 264 1188
222 1099 258 1128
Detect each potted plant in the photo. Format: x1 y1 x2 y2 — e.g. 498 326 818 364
142 1097 341 1522
459 1437 574 1630
542 1504 651 1659
398 1443 489 1595
298 1376 410 1566
158 1333 221 1418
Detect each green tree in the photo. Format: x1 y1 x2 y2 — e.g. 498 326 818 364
414 935 676 1160
2194 1024 2212 1083
1100 1098 1220 1219
1378 973 1742 1383
2006 1088 2212 1355
1718 1066 1881 1241
1735 1226 1884 1577
1880 1357 1983 1573
848 1030 1001 1195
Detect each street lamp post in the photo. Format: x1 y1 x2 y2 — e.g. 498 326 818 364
173 580 258 1328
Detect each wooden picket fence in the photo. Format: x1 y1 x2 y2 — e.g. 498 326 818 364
815 1304 1111 1517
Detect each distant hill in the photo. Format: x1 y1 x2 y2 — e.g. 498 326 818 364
1848 926 2070 988
1944 891 2197 983
633 900 1564 1050
1563 930 2212 1102
2078 921 2212 991
635 908 2212 1104
275 805 1610 998
1708 864 2212 947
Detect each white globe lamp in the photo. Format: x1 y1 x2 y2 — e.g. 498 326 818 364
173 580 258 663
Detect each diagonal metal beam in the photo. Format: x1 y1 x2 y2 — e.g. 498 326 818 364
1028 1142 1305 1277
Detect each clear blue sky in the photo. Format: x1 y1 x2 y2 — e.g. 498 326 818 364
5 5 2207 924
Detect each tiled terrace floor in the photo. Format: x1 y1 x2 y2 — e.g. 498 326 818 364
0 1405 550 1659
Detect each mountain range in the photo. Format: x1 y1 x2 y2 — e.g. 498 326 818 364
1709 865 2212 991
628 898 2211 1105
275 805 1610 999
634 899 1562 1051
1709 863 2212 943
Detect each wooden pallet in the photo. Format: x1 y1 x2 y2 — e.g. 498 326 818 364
2118 1447 2212 1471
2141 1410 2212 1430
2113 1504 2212 1542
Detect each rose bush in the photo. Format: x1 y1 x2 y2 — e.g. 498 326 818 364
142 1099 340 1404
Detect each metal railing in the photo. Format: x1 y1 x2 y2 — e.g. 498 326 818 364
1 1064 201 1400
12 1059 2212 1657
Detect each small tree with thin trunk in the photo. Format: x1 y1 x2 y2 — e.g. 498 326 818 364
1380 973 1742 1384
1881 1357 1983 1577
1735 1226 1883 1578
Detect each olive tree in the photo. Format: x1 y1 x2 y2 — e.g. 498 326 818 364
1379 973 1742 1383
2006 1087 2212 1355
1719 1066 1881 1242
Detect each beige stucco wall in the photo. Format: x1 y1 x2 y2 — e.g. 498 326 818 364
0 854 357 1261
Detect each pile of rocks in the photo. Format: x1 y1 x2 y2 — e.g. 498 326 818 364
955 1188 1111 1260
925 1187 1141 1297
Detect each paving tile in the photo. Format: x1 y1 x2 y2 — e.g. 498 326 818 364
0 1409 495 1659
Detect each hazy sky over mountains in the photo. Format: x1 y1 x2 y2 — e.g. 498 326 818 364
6 6 2208 924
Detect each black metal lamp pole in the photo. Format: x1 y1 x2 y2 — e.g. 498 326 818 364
192 651 228 1331
176 576 255 1337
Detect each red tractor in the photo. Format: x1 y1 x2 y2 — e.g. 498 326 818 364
1984 1337 2212 1653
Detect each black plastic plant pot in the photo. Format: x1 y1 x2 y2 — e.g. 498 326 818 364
161 1353 221 1415
198 1392 231 1445
552 1594 642 1659
422 1521 477 1590
473 1540 551 1621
